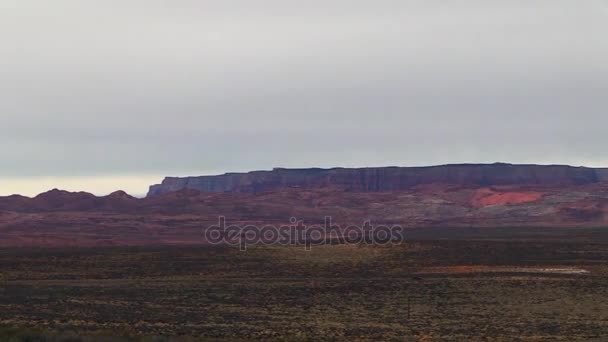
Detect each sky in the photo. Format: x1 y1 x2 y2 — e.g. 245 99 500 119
1 1 607 196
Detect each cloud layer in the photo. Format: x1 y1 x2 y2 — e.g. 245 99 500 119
1 1 607 194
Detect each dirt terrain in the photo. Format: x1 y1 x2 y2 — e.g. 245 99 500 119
1 230 608 341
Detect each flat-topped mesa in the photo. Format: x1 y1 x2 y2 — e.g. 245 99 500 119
146 163 606 197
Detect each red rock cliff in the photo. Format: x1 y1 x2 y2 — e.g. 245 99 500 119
147 163 603 197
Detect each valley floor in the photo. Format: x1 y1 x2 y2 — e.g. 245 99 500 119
1 228 608 341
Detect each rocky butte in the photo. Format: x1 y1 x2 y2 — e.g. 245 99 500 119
2 163 608 247
148 163 608 197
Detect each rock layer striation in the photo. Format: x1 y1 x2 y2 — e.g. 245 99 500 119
148 163 604 197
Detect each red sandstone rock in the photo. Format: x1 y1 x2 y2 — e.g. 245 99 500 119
1 164 608 247
0 183 607 247
471 188 544 207
148 163 602 197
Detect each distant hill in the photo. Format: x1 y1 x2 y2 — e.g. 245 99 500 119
1 163 608 247
148 163 607 197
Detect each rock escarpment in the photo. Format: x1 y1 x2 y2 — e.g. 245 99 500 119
147 163 604 197
3 172 608 247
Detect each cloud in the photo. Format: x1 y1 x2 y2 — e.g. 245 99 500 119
0 1 607 194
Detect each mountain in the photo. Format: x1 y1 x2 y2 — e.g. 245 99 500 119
1 163 608 247
148 163 605 197
0 189 139 212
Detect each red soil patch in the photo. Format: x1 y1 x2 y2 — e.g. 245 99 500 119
471 188 544 207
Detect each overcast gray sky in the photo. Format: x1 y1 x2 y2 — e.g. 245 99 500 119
1 0 607 196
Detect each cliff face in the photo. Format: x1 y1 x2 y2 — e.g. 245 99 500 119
596 169 608 182
3 175 608 247
147 163 603 197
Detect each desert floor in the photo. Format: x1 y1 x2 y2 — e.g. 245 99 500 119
1 227 608 341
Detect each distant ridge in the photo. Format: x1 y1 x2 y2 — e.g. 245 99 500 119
2 164 608 247
148 163 608 197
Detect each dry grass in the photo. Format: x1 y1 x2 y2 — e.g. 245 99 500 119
1 236 608 340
